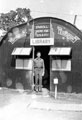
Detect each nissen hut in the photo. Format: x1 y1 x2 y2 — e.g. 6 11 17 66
1 17 82 93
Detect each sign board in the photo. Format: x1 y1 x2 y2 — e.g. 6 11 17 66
57 26 80 43
53 78 58 84
34 24 50 38
30 38 54 46
30 23 54 45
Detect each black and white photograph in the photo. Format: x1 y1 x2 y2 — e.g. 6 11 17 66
0 0 82 119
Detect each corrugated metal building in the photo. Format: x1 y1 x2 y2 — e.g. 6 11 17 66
0 17 82 93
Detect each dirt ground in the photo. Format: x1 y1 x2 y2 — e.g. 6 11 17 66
0 88 82 120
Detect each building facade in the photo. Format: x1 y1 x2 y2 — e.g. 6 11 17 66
1 17 82 93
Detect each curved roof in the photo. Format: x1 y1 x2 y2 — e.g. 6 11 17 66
1 16 82 45
30 17 82 39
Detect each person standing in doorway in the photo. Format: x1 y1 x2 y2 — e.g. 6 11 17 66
33 52 45 92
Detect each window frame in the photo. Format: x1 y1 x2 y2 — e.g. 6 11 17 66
51 58 71 71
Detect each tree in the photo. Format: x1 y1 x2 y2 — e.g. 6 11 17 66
0 8 32 31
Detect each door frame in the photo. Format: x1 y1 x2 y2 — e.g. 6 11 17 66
33 46 50 90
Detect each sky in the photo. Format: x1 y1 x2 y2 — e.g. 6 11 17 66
0 0 82 29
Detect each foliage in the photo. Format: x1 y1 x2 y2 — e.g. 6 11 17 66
0 8 32 31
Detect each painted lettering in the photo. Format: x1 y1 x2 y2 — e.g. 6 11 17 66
57 26 80 43
35 25 49 29
30 38 54 45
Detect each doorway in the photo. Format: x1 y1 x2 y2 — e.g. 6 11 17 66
34 46 50 90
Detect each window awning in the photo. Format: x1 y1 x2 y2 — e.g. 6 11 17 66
11 47 32 55
48 47 71 55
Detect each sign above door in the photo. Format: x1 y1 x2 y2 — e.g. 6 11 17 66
30 22 54 46
30 38 54 46
34 24 50 38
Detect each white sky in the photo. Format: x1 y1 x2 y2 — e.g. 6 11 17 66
0 0 82 29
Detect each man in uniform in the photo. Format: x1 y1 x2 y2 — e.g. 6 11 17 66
33 52 45 92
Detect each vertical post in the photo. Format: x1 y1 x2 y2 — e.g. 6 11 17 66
33 46 35 60
32 46 35 90
73 15 77 25
55 84 57 99
53 78 58 99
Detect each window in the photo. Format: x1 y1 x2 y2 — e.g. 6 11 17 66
16 59 33 70
52 59 71 71
49 47 72 71
11 47 33 70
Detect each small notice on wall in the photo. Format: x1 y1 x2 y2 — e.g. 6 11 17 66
30 38 54 46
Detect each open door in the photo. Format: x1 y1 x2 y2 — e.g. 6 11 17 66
34 46 50 90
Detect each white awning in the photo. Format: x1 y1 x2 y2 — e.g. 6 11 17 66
12 47 32 55
48 47 71 55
